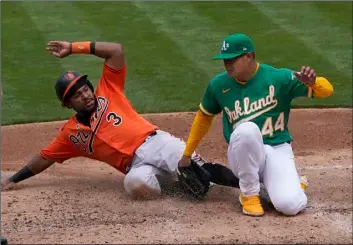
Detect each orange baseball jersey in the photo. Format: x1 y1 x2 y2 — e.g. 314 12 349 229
40 63 158 173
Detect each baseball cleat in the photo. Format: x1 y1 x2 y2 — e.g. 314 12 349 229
191 153 206 166
192 153 217 188
239 193 264 216
300 175 308 191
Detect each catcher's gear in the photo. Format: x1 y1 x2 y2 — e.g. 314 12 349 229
55 71 94 104
177 159 211 200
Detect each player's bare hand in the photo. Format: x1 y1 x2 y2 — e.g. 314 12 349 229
1 178 15 192
179 155 192 167
46 41 71 58
294 66 316 86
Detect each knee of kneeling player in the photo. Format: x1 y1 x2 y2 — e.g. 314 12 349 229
124 173 161 198
230 122 262 145
274 194 308 216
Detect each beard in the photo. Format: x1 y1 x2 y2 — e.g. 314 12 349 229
75 97 98 126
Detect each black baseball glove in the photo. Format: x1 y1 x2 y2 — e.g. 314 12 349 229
1 236 8 245
176 159 211 200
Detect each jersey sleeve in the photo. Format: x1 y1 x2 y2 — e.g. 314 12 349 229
98 62 127 93
199 82 222 116
39 127 79 163
282 68 313 99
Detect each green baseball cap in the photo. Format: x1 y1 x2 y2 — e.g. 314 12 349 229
213 33 255 60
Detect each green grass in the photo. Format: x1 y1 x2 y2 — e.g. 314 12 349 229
1 1 352 125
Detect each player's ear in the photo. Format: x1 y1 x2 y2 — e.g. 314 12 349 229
62 100 72 109
245 52 255 63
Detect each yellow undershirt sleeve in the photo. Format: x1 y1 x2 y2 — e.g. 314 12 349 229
183 110 215 157
310 77 334 98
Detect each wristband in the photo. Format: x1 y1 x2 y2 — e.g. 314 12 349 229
71 41 95 54
9 166 35 183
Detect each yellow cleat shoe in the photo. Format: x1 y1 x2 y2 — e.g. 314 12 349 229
300 175 309 191
239 193 264 216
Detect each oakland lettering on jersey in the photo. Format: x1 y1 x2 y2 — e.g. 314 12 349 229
224 85 278 124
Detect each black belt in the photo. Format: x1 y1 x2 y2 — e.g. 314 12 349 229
144 130 157 142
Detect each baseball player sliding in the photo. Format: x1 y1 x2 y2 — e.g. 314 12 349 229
179 33 334 216
1 40 240 199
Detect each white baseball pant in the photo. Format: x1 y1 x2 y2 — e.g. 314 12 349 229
123 130 199 196
227 121 307 216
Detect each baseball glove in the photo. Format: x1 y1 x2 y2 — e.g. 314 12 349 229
1 236 8 245
176 159 211 200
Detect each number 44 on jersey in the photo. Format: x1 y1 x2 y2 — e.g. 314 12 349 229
261 112 285 137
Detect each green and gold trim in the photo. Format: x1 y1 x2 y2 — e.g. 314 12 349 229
199 103 215 116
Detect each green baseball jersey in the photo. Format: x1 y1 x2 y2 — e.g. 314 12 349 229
200 63 313 146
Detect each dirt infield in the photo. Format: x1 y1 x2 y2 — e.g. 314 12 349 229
1 109 352 244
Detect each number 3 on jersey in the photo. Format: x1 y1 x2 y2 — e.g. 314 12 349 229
107 112 122 126
261 112 284 137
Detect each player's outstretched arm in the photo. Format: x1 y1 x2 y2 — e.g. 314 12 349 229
84 41 124 70
1 154 54 191
46 40 124 70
